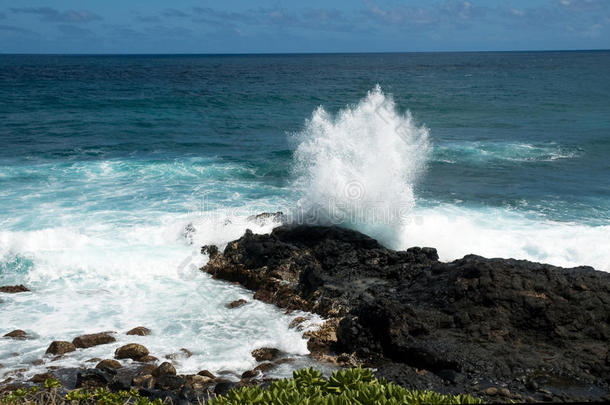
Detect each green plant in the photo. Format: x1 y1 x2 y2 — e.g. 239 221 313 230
210 367 483 405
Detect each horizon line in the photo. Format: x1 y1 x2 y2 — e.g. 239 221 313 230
1 48 609 56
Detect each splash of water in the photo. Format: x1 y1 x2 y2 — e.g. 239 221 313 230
291 85 430 247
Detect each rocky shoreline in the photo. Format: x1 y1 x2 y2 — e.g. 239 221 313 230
2 222 609 403
202 224 610 402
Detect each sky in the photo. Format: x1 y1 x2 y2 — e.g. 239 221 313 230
0 0 608 53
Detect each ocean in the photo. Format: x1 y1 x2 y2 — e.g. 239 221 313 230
1 51 609 378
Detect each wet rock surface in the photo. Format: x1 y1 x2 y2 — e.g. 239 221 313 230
126 326 151 336
3 330 28 340
73 332 116 348
0 285 30 293
115 344 149 360
45 341 76 356
202 224 610 402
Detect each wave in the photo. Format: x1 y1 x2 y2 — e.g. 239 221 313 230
291 85 429 248
432 141 580 164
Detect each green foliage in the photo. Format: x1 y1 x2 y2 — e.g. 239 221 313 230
210 367 482 405
1 384 163 405
43 379 61 390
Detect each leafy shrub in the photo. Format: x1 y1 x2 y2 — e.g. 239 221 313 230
210 367 483 405
0 379 163 405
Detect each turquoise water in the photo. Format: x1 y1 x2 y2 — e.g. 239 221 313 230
1 52 609 377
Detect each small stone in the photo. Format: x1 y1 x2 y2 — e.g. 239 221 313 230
86 358 102 363
499 388 510 397
73 332 116 348
30 372 54 383
96 359 122 370
3 330 28 340
46 341 76 355
251 347 280 362
198 370 216 379
253 362 275 372
0 285 30 293
30 359 44 366
152 362 176 377
165 348 192 360
526 380 538 391
126 326 151 336
225 299 248 309
241 369 259 379
114 343 149 360
137 355 158 363
484 387 498 396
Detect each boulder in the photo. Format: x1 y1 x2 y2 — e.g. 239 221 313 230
96 359 122 370
251 348 280 362
152 362 176 377
0 285 29 293
197 370 216 379
126 326 151 336
3 330 28 340
73 332 116 348
45 341 76 356
114 343 149 360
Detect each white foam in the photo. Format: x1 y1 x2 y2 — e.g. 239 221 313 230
0 209 320 379
291 85 429 247
402 204 610 271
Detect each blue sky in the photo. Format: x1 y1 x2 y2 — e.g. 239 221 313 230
0 0 608 53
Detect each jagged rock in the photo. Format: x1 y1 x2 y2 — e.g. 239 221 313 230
202 224 610 402
201 245 219 259
251 348 280 362
73 332 116 348
152 362 176 377
86 358 102 363
0 285 29 293
247 211 287 224
126 326 151 336
3 330 28 340
132 374 154 389
214 380 237 396
96 359 121 370
155 374 185 391
289 316 307 330
114 343 149 360
225 299 248 309
76 369 113 389
45 341 76 356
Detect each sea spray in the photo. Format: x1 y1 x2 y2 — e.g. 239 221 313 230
291 85 430 248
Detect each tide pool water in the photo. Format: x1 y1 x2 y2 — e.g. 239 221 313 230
1 52 609 378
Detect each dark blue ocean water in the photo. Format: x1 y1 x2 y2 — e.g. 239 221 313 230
0 52 609 377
